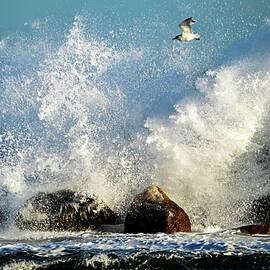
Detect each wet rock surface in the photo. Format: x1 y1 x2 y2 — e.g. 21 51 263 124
124 185 191 234
15 189 118 231
237 224 270 235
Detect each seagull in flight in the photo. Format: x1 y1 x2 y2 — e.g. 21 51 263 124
172 17 201 42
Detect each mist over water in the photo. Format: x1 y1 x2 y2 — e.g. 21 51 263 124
0 0 270 230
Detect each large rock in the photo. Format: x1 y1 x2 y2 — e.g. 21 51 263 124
237 224 270 235
15 189 118 231
124 186 191 234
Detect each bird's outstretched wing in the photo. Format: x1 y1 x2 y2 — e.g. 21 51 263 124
179 17 197 34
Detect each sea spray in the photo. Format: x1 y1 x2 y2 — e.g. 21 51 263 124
0 12 270 229
146 22 270 228
0 16 157 217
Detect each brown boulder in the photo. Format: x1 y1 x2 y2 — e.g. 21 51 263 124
237 224 270 235
124 186 191 234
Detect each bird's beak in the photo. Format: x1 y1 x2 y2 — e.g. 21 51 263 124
172 37 176 40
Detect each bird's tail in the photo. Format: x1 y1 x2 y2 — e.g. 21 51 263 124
195 34 201 40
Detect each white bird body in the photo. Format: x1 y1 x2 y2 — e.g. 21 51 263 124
172 17 200 42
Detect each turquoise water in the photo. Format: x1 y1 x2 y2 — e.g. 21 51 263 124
1 0 270 268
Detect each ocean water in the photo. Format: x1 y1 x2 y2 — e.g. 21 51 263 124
1 0 270 269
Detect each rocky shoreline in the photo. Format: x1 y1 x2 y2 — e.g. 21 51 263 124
11 186 270 235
